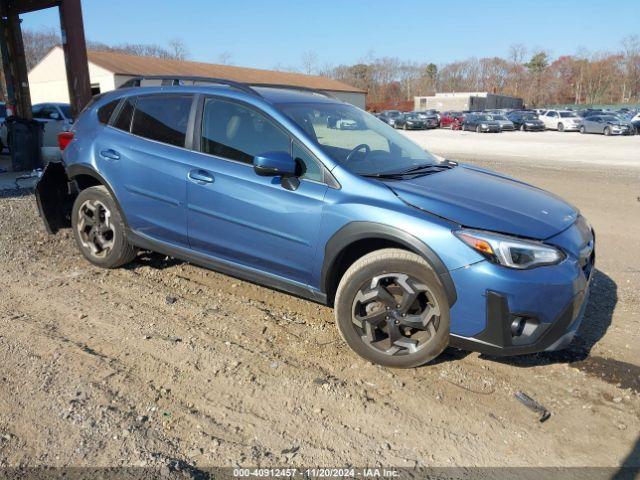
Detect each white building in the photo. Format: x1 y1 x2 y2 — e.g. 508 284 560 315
28 46 366 108
414 92 523 111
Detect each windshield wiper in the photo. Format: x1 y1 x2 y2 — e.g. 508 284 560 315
363 161 456 179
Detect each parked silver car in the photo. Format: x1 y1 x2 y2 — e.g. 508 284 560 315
579 115 634 136
486 114 515 131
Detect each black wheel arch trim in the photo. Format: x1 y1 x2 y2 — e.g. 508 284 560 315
321 222 457 307
66 164 131 230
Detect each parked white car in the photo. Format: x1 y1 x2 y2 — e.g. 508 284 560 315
540 110 582 132
0 102 73 162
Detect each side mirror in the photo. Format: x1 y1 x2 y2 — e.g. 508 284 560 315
253 151 297 178
49 112 60 120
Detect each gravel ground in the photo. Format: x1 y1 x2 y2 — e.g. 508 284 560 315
0 149 639 473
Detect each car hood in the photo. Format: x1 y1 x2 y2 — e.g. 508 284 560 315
385 165 578 239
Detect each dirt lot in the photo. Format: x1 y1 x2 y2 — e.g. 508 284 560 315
404 128 640 168
0 141 639 473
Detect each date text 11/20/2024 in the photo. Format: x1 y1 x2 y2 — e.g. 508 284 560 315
233 468 400 477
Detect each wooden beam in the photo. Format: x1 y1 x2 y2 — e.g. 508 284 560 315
58 0 91 117
3 8 32 119
7 0 60 14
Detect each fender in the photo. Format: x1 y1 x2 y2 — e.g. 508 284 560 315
321 222 457 307
66 164 131 230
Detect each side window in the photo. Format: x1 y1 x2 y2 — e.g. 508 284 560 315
97 100 120 124
131 94 192 147
32 105 44 118
41 105 60 120
113 97 135 132
293 141 323 182
200 98 290 164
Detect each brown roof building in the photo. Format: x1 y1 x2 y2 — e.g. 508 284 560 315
28 46 366 108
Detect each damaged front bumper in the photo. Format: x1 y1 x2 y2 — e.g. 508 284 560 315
35 161 75 234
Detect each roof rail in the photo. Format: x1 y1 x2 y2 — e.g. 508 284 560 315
118 76 261 97
248 83 337 99
118 76 340 100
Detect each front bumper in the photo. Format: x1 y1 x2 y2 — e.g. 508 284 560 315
447 220 595 356
524 124 545 131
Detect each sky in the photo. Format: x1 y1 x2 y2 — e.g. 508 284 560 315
21 0 640 71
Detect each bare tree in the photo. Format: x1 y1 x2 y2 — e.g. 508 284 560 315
216 51 234 65
168 39 189 61
22 27 60 70
301 50 319 75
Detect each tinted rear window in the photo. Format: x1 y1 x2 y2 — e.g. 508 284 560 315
114 98 135 132
97 100 120 124
131 95 192 147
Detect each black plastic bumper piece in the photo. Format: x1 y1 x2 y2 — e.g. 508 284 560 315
449 289 586 356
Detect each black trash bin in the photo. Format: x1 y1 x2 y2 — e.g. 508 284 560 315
7 117 43 171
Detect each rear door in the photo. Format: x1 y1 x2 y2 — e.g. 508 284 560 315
97 94 194 247
183 96 328 285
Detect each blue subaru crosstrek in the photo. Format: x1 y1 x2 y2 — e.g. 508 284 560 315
36 77 595 368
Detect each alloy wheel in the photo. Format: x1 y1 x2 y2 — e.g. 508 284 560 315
77 199 115 258
351 273 441 356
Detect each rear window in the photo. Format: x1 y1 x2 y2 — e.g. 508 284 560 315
97 100 120 124
113 98 135 132
131 95 192 147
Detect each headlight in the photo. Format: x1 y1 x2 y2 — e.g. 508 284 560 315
454 229 565 269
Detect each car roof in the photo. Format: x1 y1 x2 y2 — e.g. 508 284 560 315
110 84 344 107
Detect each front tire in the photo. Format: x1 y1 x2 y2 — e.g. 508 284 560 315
580 125 586 134
71 186 137 268
520 124 526 131
558 122 564 132
334 249 450 368
476 125 481 133
604 127 611 136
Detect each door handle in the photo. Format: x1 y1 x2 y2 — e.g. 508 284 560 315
188 169 214 184
100 149 120 161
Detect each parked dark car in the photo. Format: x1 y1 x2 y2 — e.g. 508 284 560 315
439 111 464 129
398 113 427 130
579 115 634 135
507 111 545 131
627 111 640 134
413 111 439 129
462 114 501 133
378 110 403 127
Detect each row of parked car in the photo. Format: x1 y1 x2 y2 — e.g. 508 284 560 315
375 107 640 136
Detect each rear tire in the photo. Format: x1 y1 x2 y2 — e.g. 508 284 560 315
334 249 450 368
71 186 137 269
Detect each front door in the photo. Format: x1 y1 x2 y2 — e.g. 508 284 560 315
185 97 328 285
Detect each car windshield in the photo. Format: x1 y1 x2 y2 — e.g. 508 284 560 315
279 102 438 176
560 112 577 118
405 114 420 120
476 115 490 121
59 105 72 119
601 116 620 122
491 115 508 120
